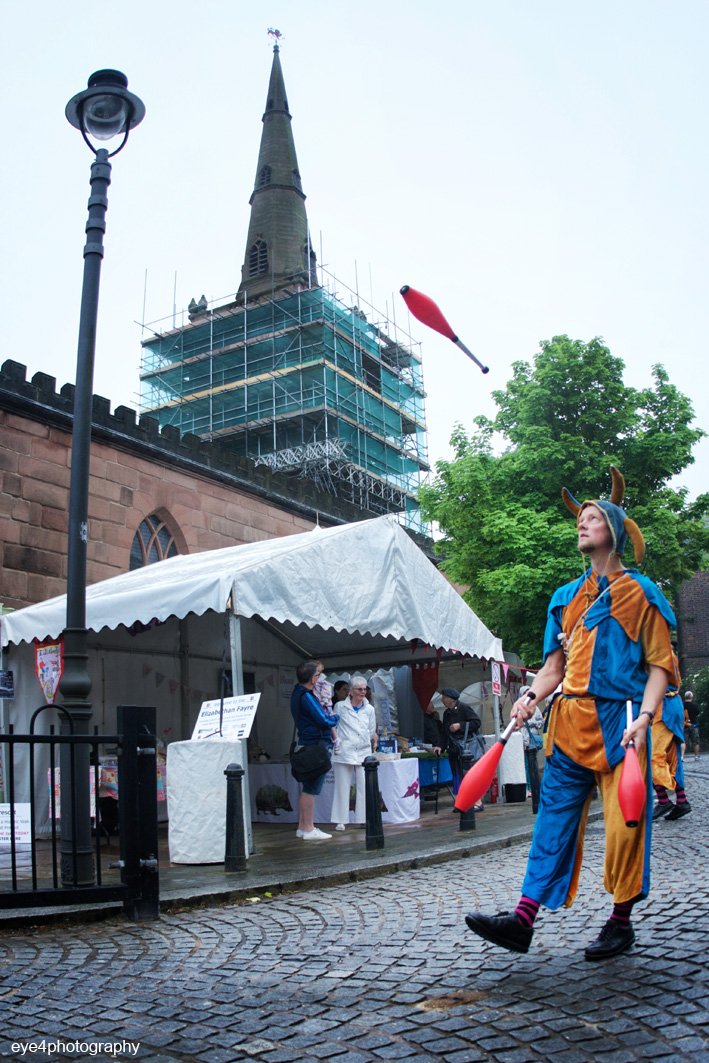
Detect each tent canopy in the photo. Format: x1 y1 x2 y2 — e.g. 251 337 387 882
0 516 502 661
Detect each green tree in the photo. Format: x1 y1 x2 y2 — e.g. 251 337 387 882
420 336 709 665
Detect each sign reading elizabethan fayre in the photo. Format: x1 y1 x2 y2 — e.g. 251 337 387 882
191 693 261 742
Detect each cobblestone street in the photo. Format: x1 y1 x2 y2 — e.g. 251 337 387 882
1 764 706 1063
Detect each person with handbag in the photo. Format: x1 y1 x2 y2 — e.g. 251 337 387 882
519 685 545 753
290 660 340 841
438 688 482 801
330 675 378 831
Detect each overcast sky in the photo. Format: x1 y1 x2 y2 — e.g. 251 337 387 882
1 1 706 499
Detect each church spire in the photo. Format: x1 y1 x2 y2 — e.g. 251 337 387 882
237 40 316 299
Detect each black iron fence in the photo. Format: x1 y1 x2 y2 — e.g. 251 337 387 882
0 704 159 921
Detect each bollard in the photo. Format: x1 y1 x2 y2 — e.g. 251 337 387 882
526 747 541 815
363 755 384 850
224 762 247 872
458 752 476 832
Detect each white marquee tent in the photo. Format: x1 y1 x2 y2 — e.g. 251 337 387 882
0 516 502 835
1 515 501 660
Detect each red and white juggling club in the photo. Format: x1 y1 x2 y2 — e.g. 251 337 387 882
618 700 646 828
454 693 536 812
400 285 490 374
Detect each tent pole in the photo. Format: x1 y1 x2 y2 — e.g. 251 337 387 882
178 620 191 740
228 599 254 854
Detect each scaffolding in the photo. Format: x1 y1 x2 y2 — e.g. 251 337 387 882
139 267 429 533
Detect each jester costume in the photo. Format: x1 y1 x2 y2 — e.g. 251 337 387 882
521 471 677 910
522 565 676 909
652 656 685 794
650 651 692 819
465 469 678 959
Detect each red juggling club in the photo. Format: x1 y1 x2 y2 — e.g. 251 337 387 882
400 285 490 374
618 700 647 828
454 693 537 812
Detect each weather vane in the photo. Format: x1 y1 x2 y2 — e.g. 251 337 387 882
267 28 284 47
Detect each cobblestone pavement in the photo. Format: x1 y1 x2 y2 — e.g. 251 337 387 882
1 766 707 1063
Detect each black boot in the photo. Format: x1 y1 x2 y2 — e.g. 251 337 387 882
465 911 533 953
652 801 672 820
584 920 635 961
665 801 691 820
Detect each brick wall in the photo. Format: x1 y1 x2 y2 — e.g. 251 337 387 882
0 406 323 610
1 358 410 613
677 570 709 679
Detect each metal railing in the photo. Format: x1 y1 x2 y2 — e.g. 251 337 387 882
0 704 159 921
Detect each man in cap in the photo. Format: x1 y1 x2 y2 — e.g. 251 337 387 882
438 688 481 798
465 468 676 960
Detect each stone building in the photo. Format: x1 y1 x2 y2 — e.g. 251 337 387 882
0 359 379 613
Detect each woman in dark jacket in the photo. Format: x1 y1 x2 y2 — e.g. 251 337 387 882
290 660 339 841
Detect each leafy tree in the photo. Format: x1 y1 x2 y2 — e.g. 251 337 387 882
420 336 709 665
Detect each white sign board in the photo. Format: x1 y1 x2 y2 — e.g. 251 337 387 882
491 661 502 697
191 693 261 742
0 802 32 847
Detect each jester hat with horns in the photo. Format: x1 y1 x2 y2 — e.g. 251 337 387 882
562 467 645 565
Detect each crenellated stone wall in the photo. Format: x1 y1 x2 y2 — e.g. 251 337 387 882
0 359 391 611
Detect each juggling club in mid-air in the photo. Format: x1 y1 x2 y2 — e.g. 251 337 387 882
400 285 490 374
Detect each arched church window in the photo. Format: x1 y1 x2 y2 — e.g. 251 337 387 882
130 514 179 571
258 165 272 188
249 239 269 277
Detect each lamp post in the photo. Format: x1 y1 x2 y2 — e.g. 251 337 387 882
59 71 145 885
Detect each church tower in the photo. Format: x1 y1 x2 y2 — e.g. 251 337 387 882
237 43 316 299
140 41 429 534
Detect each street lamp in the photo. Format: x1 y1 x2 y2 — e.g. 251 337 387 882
59 71 145 885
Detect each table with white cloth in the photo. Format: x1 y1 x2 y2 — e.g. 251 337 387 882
249 757 420 825
167 739 252 864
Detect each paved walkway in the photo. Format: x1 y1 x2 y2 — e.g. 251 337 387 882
2 788 553 925
0 759 706 1062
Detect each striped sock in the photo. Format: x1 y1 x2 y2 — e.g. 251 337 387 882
653 785 670 805
610 900 634 928
675 786 688 806
514 895 540 928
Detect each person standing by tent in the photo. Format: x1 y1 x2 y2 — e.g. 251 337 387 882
330 675 378 831
422 699 445 748
313 660 340 751
438 688 481 798
465 468 676 961
291 660 339 841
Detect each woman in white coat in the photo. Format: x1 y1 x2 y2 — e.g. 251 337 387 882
330 675 378 830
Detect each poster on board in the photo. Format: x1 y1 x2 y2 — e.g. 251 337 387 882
191 693 261 742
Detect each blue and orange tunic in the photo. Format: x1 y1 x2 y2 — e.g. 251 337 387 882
542 568 677 772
